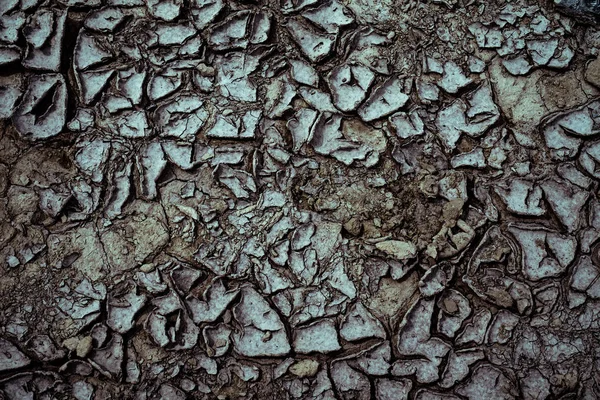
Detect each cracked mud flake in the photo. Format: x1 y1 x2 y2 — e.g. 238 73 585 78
0 338 30 372
232 287 290 357
287 19 334 64
22 8 66 72
2 0 600 398
13 74 67 140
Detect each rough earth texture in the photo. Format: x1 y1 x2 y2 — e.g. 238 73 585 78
1 0 600 399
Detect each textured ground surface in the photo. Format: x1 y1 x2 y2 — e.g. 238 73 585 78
2 0 600 398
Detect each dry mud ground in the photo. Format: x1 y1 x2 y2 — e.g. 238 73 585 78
2 0 600 398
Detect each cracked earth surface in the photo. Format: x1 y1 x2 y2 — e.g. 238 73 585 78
2 0 600 398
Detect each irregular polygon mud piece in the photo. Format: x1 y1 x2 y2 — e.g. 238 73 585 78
436 83 499 149
0 338 30 372
13 74 67 140
106 282 147 334
1 0 600 397
328 63 375 112
22 9 66 71
358 76 409 121
232 288 291 357
286 17 335 63
340 301 386 341
293 318 340 354
393 298 451 383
